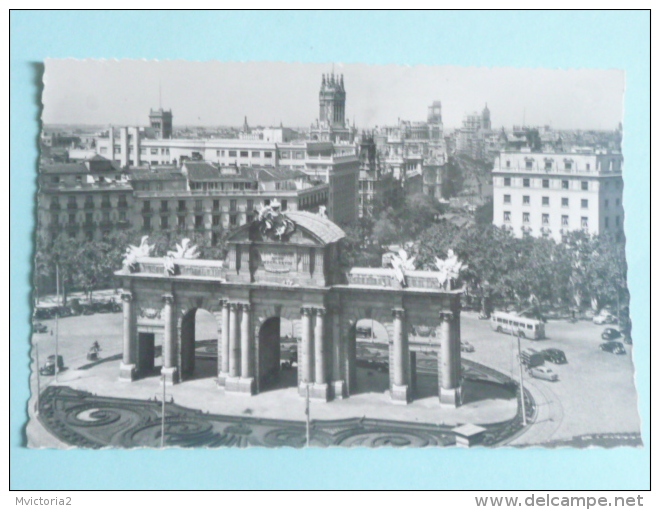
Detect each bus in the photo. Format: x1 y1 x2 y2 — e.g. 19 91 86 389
490 312 545 340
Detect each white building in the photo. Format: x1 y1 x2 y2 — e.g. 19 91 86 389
492 149 624 241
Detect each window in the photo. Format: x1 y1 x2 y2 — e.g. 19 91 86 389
230 199 237 211
230 214 237 226
119 211 127 222
561 197 569 207
142 200 151 212
581 217 588 229
161 216 169 229
212 215 220 226
562 180 569 190
581 199 588 209
503 211 511 223
280 151 290 159
586 163 591 170
542 179 549 188
581 181 589 191
251 151 260 158
68 213 76 224
240 151 249 158
228 150 237 157
195 199 203 211
561 215 569 227
51 176 60 184
545 160 552 170
213 199 220 211
178 216 185 229
99 147 107 154
523 195 530 205
178 200 186 212
143 216 151 229
504 177 511 187
523 212 530 223
161 200 168 212
281 199 288 211
523 178 530 187
542 214 549 225
246 199 254 211
542 196 549 206
102 211 110 223
525 160 533 169
151 148 158 155
505 160 511 168
604 199 609 208
565 161 572 170
503 195 511 204
85 213 93 225
195 215 203 228
264 151 273 158
605 217 609 228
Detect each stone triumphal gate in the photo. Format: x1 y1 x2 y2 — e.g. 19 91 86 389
117 209 463 406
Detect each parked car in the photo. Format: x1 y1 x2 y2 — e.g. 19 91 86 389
32 322 48 334
541 348 567 364
34 306 57 320
528 365 559 381
460 341 475 353
39 355 64 376
601 328 622 341
600 341 626 355
593 311 618 325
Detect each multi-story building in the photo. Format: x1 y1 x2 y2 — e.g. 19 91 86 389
455 105 493 160
37 155 133 243
131 162 331 245
310 73 355 143
492 149 624 241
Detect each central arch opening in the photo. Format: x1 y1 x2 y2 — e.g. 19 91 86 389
257 317 299 392
179 308 219 382
351 318 390 396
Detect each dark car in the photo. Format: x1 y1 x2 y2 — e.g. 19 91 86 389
601 328 622 341
541 348 567 364
39 355 64 376
600 341 626 355
32 322 48 334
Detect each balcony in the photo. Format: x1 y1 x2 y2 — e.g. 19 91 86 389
49 204 61 211
117 202 129 209
101 202 112 209
84 202 95 209
67 204 78 210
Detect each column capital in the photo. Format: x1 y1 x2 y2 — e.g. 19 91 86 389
121 291 133 303
218 298 229 308
229 302 240 312
314 307 326 317
301 306 313 316
392 307 405 320
162 293 174 306
439 311 456 322
240 303 251 313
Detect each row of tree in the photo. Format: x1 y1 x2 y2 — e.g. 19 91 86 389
35 229 230 304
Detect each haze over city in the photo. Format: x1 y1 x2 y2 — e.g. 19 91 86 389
43 59 625 131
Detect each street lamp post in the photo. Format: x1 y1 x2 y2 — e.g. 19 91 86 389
160 374 166 448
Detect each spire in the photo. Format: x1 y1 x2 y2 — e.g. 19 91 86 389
243 116 250 133
322 73 326 86
340 74 344 90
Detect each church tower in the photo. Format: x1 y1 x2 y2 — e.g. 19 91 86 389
319 73 346 129
481 104 491 131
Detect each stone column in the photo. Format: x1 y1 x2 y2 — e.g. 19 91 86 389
119 291 137 381
299 307 313 396
439 311 461 407
331 309 346 399
238 303 255 394
161 293 179 385
390 308 410 403
218 299 230 386
311 308 329 401
225 303 241 391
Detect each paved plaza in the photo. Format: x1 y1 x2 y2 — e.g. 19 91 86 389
28 307 641 448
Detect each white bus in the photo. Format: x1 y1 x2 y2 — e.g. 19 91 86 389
490 312 545 340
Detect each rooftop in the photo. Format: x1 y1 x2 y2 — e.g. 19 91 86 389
284 210 345 244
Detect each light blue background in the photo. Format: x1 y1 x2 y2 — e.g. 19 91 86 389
10 11 650 490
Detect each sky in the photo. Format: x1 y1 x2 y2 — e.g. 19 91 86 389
42 59 625 131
